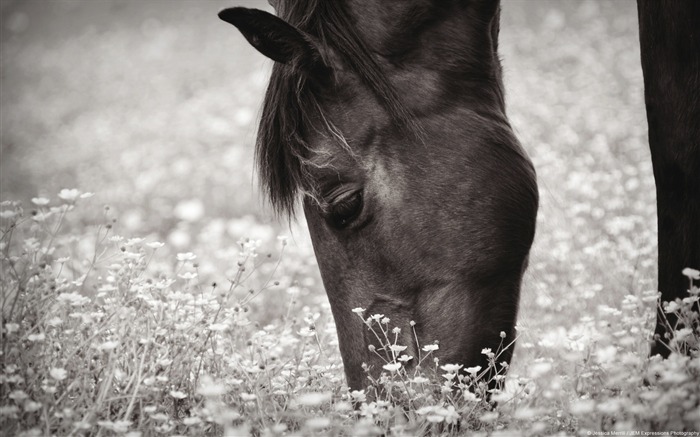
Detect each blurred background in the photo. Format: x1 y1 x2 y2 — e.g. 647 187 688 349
1 0 273 232
0 0 655 358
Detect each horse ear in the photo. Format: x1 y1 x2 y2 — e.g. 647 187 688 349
219 7 320 67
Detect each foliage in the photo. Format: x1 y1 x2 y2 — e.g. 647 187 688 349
1 194 699 436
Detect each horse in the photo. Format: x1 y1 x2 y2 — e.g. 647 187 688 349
218 0 699 391
637 0 700 356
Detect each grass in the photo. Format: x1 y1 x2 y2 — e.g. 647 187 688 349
1 0 699 435
0 195 699 436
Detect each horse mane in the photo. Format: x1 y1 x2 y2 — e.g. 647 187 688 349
256 0 418 217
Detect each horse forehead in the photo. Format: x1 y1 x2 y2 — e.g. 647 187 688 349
365 152 407 207
306 133 406 202
390 67 441 110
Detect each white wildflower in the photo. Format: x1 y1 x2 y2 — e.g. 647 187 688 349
350 390 366 402
49 368 68 381
176 252 197 261
98 341 119 351
183 416 202 426
674 327 694 342
149 413 169 421
682 267 700 280
463 391 480 402
240 393 257 401
529 361 552 378
480 411 499 423
0 405 20 416
334 402 352 412
664 301 680 313
174 199 204 222
305 417 330 429
24 401 42 412
27 333 45 342
382 362 402 372
57 292 90 306
298 327 316 337
8 390 28 401
97 420 131 433
570 399 596 415
442 405 460 424
426 414 444 423
296 392 332 406
595 346 618 365
58 188 81 202
465 365 482 376
596 399 621 414
513 407 539 420
197 376 227 396
440 363 462 373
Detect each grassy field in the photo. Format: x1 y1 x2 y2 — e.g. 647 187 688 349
1 0 699 435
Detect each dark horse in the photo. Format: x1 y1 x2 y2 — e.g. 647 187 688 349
637 0 700 356
219 0 699 390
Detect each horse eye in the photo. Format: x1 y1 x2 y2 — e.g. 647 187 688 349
327 191 363 229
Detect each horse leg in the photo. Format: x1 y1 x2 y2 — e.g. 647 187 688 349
637 0 700 357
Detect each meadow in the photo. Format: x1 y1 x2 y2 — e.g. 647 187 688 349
1 0 699 435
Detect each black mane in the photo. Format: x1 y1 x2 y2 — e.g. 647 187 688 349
256 0 416 216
